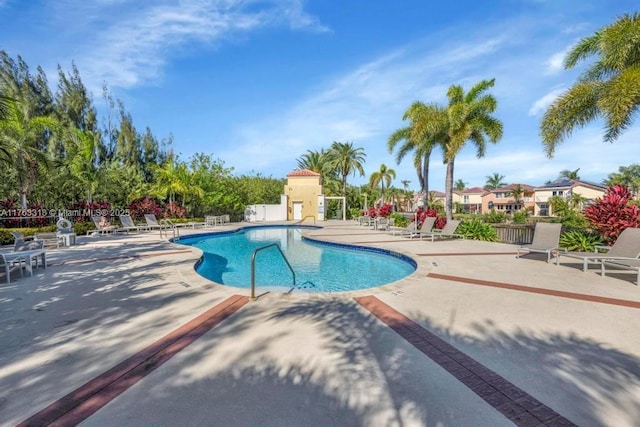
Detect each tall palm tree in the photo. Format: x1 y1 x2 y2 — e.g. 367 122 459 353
401 179 411 190
68 129 100 202
296 149 328 174
510 184 524 208
369 164 396 205
485 172 506 190
388 101 441 206
0 98 57 207
541 13 640 157
605 164 640 198
558 168 580 180
454 179 467 191
442 79 503 219
326 141 366 198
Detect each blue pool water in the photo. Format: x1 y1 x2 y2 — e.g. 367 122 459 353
177 225 416 292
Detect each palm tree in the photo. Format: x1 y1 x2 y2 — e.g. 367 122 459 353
558 168 580 180
0 98 57 207
152 155 204 207
605 164 640 198
369 164 396 205
296 149 328 174
68 129 100 202
510 184 524 208
442 79 503 220
485 172 506 190
388 101 441 206
401 179 411 190
541 13 640 157
326 141 366 198
454 179 467 191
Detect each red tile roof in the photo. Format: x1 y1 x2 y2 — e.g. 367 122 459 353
287 169 321 177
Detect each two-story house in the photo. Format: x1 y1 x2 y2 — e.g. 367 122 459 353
453 187 486 213
481 184 536 214
532 179 606 216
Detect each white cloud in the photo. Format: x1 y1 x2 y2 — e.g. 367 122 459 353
528 87 565 116
56 0 328 92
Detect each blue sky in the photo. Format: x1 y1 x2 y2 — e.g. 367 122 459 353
1 0 639 191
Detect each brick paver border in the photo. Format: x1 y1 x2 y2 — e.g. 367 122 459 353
355 295 577 426
18 295 249 427
428 273 640 309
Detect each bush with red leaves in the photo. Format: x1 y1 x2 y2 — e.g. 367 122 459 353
127 196 163 220
163 201 186 219
377 204 393 218
434 216 447 230
584 184 640 244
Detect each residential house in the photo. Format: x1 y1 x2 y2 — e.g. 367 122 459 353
481 184 535 214
453 187 486 213
532 179 606 216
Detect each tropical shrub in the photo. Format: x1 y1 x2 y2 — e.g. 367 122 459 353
377 204 393 217
584 184 640 244
434 216 447 229
512 209 529 224
482 209 508 224
548 195 589 229
457 219 499 241
389 213 408 227
128 196 163 220
163 201 186 218
349 208 361 219
559 230 606 252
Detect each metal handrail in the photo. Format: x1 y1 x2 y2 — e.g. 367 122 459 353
159 218 178 239
295 215 316 225
250 243 296 300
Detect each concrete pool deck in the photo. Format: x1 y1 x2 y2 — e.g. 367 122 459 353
1 220 639 426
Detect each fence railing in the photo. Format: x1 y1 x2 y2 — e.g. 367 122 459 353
492 224 535 244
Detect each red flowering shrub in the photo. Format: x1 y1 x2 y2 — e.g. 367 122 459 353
414 207 438 226
377 204 393 218
128 196 163 220
584 184 640 244
367 207 377 218
163 201 186 219
434 216 447 229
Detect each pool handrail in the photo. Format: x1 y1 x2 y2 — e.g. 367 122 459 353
295 215 316 225
250 243 296 300
159 218 178 239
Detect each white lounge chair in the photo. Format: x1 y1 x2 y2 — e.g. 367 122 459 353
144 214 163 230
601 258 640 285
418 219 464 242
119 214 148 233
90 216 121 235
517 222 562 263
389 221 418 237
557 227 640 272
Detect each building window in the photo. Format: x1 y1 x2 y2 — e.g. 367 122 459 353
552 190 564 196
463 195 469 203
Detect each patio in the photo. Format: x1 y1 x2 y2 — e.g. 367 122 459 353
1 221 639 426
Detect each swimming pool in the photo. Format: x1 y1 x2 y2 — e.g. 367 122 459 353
177 225 416 293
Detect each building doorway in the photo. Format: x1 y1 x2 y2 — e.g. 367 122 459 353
292 202 303 220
